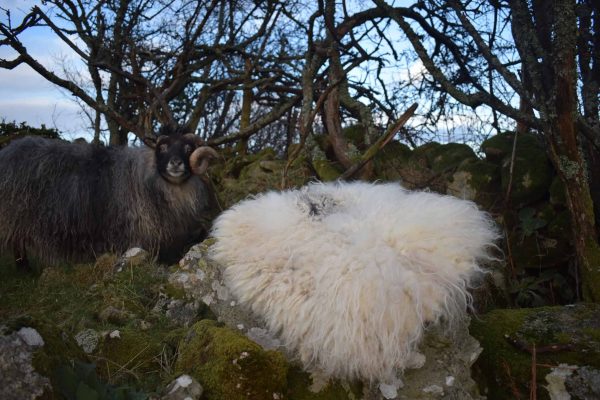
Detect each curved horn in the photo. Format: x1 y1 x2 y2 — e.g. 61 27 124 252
189 146 219 175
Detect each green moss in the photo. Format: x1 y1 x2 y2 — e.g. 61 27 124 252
0 255 188 394
162 282 187 300
175 320 288 400
582 237 600 302
410 141 441 168
27 322 88 381
470 308 532 399
430 143 477 173
96 327 168 383
471 305 600 400
481 131 543 162
501 153 554 206
312 159 342 181
343 124 367 150
448 159 501 207
373 140 412 181
215 152 311 209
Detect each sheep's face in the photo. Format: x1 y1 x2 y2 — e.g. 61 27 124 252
155 134 199 184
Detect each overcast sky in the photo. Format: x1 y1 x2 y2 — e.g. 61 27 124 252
1 1 89 139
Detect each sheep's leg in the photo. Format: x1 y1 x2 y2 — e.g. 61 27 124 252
13 244 30 271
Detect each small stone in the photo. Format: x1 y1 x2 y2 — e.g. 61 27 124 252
17 327 44 347
445 376 455 386
109 330 121 339
139 320 152 331
74 329 100 354
379 376 403 399
0 330 51 400
201 294 213 306
123 247 150 265
98 306 133 324
545 364 577 400
162 374 203 400
422 384 444 395
406 351 426 369
211 280 230 301
379 382 398 399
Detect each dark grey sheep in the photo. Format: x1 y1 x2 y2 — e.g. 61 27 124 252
0 134 218 266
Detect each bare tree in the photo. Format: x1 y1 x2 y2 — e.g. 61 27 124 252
0 0 303 144
371 0 600 301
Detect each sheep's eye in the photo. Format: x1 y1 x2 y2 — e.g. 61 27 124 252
159 144 168 153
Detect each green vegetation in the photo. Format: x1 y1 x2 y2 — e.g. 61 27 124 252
0 255 182 396
0 120 61 148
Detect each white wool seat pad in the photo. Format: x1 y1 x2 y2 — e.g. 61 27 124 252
211 181 496 381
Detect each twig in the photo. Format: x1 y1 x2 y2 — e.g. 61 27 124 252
504 131 518 206
530 343 537 400
505 335 573 353
502 360 523 399
339 103 418 180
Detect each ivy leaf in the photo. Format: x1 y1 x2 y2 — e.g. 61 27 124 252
518 207 547 237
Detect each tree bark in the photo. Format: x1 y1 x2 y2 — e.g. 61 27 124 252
544 0 600 301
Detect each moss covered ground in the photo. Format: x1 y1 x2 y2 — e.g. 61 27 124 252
0 254 184 397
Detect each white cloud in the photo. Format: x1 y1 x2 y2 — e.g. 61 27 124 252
1 3 90 137
0 96 87 137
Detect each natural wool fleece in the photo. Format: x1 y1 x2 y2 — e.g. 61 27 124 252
210 181 497 382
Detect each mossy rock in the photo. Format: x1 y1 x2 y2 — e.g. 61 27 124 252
311 135 333 158
175 319 288 400
312 159 343 181
343 124 367 150
373 140 412 181
447 159 501 207
500 153 554 206
219 147 278 179
410 141 441 168
216 156 311 209
470 304 600 400
430 143 477 173
481 131 544 162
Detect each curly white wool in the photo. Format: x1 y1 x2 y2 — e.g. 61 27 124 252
210 181 497 382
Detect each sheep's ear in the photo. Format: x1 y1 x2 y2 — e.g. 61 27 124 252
143 135 158 148
190 146 219 175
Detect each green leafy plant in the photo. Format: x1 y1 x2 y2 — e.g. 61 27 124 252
518 207 547 238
